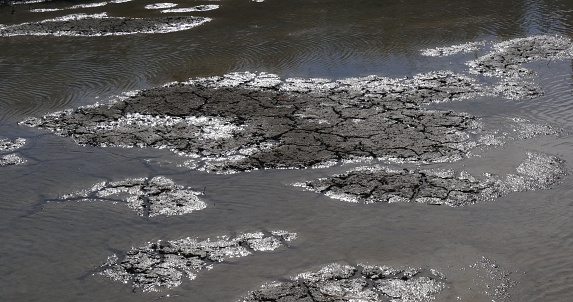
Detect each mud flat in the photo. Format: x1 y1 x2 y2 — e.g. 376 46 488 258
240 263 445 302
0 137 26 166
21 71 502 173
50 176 205 217
0 13 211 37
100 231 297 292
295 151 565 207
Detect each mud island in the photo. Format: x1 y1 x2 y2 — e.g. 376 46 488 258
0 13 211 36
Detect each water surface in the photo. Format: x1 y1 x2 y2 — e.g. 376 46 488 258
1 0 573 301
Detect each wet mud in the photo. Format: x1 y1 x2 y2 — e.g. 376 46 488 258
0 137 26 166
50 176 206 217
100 231 297 292
295 151 565 207
240 263 445 302
0 13 211 36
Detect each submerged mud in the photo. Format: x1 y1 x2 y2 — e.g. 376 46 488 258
50 176 205 217
0 13 211 37
470 257 516 302
296 151 565 207
22 71 498 172
240 263 445 302
101 231 297 292
0 137 26 166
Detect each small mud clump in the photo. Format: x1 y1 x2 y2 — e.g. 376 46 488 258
0 137 26 166
52 176 206 217
0 13 211 37
296 151 565 207
101 231 297 292
22 71 491 172
240 263 445 302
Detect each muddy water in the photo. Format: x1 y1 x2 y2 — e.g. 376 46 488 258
1 0 573 301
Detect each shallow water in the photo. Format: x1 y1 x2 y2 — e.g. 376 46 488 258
1 0 573 301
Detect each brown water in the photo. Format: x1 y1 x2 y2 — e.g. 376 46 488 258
1 0 573 301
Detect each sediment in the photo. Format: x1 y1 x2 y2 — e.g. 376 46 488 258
0 137 26 166
422 35 573 100
100 231 297 292
0 13 211 37
21 71 495 172
240 263 446 302
50 176 206 217
295 151 565 207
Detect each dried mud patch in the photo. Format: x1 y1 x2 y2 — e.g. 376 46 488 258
100 231 297 292
22 71 495 173
0 13 211 37
296 151 565 207
240 263 446 302
49 176 205 217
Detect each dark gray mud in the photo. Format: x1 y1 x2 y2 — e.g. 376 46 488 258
0 13 210 36
21 71 496 172
0 137 25 166
296 151 565 207
240 263 445 302
50 176 206 217
100 231 297 292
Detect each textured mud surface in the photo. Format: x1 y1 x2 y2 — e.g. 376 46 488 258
240 263 445 302
0 13 211 37
296 151 565 207
22 71 499 172
423 35 573 99
49 176 205 217
468 35 573 78
0 137 26 166
101 231 297 292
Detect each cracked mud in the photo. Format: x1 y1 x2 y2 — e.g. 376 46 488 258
240 263 445 302
0 13 211 37
100 231 297 292
0 137 26 166
51 176 205 217
296 151 565 207
22 71 497 172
